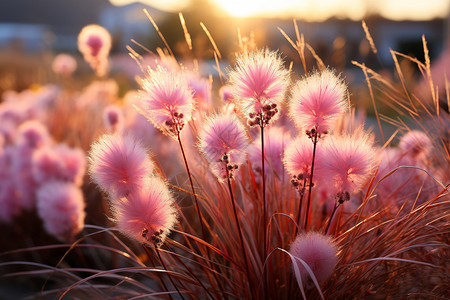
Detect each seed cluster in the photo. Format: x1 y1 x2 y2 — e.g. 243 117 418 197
165 112 185 136
221 154 238 179
248 103 278 127
291 173 311 196
335 191 350 204
306 127 328 141
142 227 165 246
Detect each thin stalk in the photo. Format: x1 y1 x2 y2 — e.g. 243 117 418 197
177 132 227 299
304 132 318 231
156 246 186 300
226 167 254 300
164 243 216 300
325 202 341 234
261 125 268 300
294 179 308 237
143 245 172 300
261 126 267 260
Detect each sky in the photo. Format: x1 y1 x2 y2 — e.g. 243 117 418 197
109 0 450 21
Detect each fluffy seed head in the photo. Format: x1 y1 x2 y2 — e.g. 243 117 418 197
284 136 322 180
320 134 375 197
103 104 124 133
36 181 85 242
289 69 348 134
198 113 250 164
16 120 51 149
228 49 289 122
137 66 195 138
52 53 77 76
399 130 432 160
78 24 111 76
88 133 153 198
290 232 338 284
113 177 177 245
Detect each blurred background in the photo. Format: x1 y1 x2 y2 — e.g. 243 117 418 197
0 0 449 125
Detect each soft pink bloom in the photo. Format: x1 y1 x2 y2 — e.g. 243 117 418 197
52 53 77 76
289 69 348 134
113 177 177 245
228 49 289 125
198 113 250 162
289 232 338 284
103 105 124 133
185 71 212 110
399 130 432 161
78 24 111 76
248 126 291 178
0 148 22 223
16 120 51 149
283 136 323 182
36 181 85 242
137 66 195 138
33 144 86 187
88 133 153 198
320 135 375 199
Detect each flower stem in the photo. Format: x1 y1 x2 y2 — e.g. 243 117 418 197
325 202 341 234
260 126 267 262
226 166 254 300
156 245 186 300
177 132 227 299
304 131 318 231
294 178 307 237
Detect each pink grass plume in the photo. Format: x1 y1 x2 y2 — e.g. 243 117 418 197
103 104 124 134
88 133 153 198
78 24 111 76
198 113 250 181
320 134 376 201
36 181 86 242
228 49 289 126
113 177 177 246
52 53 77 76
290 232 338 285
289 69 348 135
137 66 195 138
399 130 432 161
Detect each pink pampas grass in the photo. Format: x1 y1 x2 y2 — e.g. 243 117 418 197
88 133 153 198
320 135 375 201
399 130 432 161
289 69 348 135
198 113 249 181
36 181 85 242
52 53 77 76
113 177 177 246
228 49 289 127
103 105 124 134
16 120 51 149
137 66 195 138
290 232 338 285
78 24 111 76
33 144 86 187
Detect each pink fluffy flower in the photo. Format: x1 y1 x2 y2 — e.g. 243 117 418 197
16 120 51 149
228 49 289 126
52 53 77 76
289 232 338 284
78 24 111 76
248 126 291 178
113 177 177 245
198 113 249 181
320 135 375 200
103 104 124 133
289 69 348 134
284 136 323 183
37 181 85 242
88 133 153 198
33 144 86 187
399 130 432 161
137 66 195 138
